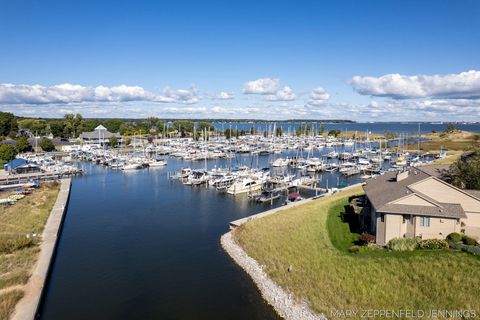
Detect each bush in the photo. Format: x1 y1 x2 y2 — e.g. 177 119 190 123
0 235 37 254
358 233 376 245
387 238 418 251
418 239 449 250
39 137 55 152
462 245 480 255
462 235 478 246
447 232 463 243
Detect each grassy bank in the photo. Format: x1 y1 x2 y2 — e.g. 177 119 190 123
234 186 480 318
0 182 60 319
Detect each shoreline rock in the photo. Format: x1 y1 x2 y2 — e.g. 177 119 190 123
221 231 326 320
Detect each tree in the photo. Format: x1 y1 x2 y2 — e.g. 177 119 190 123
444 123 458 133
328 129 341 137
197 121 214 132
105 119 123 133
0 144 18 163
173 120 194 137
0 112 17 137
447 148 480 189
39 138 55 152
109 136 118 148
318 124 325 135
63 113 84 138
49 121 64 138
15 137 32 153
224 128 234 139
17 119 49 135
275 127 283 137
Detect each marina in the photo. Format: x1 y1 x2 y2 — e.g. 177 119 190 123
30 128 449 320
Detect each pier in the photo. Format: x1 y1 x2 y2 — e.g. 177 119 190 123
0 171 80 186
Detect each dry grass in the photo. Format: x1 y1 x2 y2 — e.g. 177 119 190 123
234 187 480 318
0 290 24 320
0 182 60 319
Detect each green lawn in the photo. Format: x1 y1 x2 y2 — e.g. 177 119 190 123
234 186 480 318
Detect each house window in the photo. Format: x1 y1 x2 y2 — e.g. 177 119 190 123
380 213 384 223
420 216 430 227
403 215 411 224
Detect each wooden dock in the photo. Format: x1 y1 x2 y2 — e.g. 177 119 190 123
0 171 80 185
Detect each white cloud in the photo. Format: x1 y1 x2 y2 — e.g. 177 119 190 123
154 86 198 104
0 83 198 105
306 87 330 106
243 78 280 94
214 91 235 100
264 86 296 101
350 70 480 99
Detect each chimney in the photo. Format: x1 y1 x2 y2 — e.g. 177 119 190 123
396 170 409 182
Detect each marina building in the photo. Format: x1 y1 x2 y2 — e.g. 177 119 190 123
79 125 123 146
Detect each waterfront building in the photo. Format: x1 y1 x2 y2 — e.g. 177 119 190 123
79 125 123 146
363 165 480 245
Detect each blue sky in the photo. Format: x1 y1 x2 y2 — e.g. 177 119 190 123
0 0 479 120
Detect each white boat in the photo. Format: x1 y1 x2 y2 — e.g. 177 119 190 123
227 178 263 195
149 159 167 167
122 163 142 170
272 158 289 167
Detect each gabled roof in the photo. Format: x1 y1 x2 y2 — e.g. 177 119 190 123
363 167 468 219
95 125 107 131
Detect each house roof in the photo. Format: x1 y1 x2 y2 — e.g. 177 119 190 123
79 131 121 139
363 166 467 219
95 125 107 131
416 164 450 178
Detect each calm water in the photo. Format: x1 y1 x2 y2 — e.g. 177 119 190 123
213 122 480 134
37 134 410 319
41 150 367 320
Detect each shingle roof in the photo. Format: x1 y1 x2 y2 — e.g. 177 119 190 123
79 131 121 139
363 167 467 219
363 168 430 209
416 164 450 179
379 202 466 219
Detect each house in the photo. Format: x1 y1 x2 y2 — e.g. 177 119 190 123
79 125 122 146
362 165 480 246
3 158 42 174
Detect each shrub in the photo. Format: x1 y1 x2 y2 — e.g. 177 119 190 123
39 137 55 152
418 239 449 250
462 245 480 255
0 235 37 254
462 235 478 246
447 232 463 243
387 238 418 251
358 233 376 245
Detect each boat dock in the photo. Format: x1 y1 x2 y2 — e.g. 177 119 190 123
229 182 363 229
0 171 80 185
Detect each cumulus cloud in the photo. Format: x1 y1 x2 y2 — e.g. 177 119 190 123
243 78 280 94
264 86 296 101
0 83 198 105
306 87 330 106
350 70 480 99
214 91 235 100
154 86 198 104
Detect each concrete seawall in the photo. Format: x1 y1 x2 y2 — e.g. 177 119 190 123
11 178 72 320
